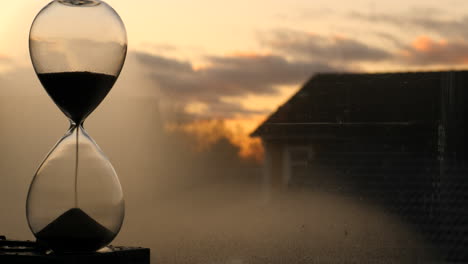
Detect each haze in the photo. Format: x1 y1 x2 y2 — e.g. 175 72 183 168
1 0 468 263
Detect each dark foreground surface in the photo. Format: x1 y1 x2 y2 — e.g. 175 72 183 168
0 237 150 264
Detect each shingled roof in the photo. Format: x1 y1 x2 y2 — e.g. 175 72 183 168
251 71 468 138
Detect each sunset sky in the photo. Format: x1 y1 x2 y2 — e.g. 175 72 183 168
2 0 468 160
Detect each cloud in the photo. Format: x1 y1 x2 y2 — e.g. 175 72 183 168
346 10 468 66
166 118 264 162
399 36 468 65
136 26 468 119
140 43 179 52
136 51 341 118
411 17 468 38
350 11 468 39
0 54 9 62
137 53 193 73
261 30 391 63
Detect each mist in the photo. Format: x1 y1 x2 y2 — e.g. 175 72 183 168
3 1 468 262
0 54 437 264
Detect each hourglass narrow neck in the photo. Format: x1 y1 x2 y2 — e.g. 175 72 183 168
69 120 85 129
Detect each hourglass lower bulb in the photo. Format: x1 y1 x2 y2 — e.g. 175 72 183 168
27 0 127 252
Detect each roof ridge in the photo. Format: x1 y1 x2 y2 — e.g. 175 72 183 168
251 70 468 137
315 69 468 76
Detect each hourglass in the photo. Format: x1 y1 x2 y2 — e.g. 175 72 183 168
27 0 127 252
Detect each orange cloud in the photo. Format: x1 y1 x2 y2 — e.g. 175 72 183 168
0 54 10 61
398 49 411 58
223 116 265 162
332 33 348 41
191 62 212 71
412 36 432 52
166 117 265 162
411 35 447 52
400 36 468 65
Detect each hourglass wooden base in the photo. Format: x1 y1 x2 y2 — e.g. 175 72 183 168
0 237 150 264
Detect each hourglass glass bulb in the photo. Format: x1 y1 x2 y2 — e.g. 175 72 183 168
29 126 124 252
30 0 127 124
27 0 127 252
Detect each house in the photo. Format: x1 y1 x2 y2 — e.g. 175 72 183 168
251 71 468 262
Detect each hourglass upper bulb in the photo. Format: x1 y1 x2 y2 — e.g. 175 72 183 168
29 0 127 124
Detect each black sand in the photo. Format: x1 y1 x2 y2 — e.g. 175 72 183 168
38 72 116 124
36 208 115 252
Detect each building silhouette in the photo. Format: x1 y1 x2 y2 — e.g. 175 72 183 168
252 71 468 262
